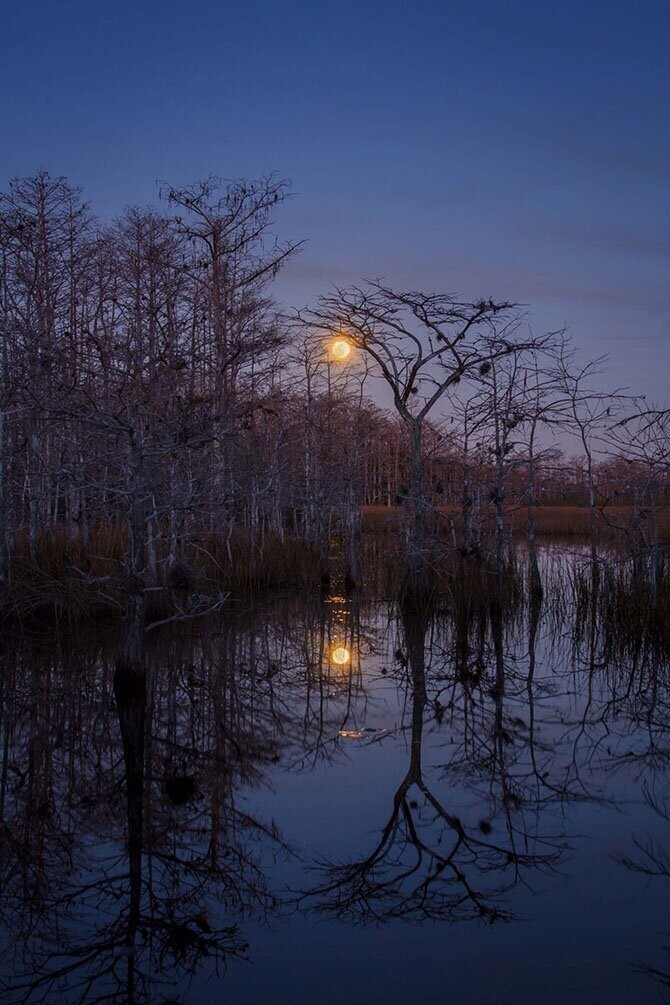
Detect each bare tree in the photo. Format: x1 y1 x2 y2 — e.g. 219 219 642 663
608 403 670 595
298 283 542 588
553 344 626 574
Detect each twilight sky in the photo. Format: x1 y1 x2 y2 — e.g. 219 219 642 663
2 0 668 403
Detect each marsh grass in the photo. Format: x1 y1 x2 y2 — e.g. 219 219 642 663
362 504 670 541
7 526 129 619
571 554 670 656
185 530 321 594
4 518 533 622
5 525 322 620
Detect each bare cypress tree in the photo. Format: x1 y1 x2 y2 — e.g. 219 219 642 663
609 404 670 596
299 283 542 591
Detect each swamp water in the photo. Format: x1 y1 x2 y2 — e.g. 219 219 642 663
1 546 669 1004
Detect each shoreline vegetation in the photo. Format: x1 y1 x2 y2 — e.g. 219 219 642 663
3 503 669 624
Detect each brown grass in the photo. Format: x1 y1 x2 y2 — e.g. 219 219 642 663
572 556 670 655
362 505 670 541
185 530 321 594
508 505 670 540
5 524 322 619
7 525 129 618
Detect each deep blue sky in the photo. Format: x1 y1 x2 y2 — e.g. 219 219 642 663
2 0 668 401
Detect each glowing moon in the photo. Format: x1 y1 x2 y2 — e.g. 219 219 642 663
331 646 351 666
331 339 352 361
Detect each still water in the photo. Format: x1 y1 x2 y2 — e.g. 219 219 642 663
1 548 669 1004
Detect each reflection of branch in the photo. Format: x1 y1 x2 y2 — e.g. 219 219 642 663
0 619 293 1005
614 783 670 881
614 783 670 993
301 602 561 925
302 743 560 924
3 898 248 1005
615 835 670 879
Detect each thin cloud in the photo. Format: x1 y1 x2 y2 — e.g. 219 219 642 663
592 149 670 181
281 260 362 282
534 223 670 259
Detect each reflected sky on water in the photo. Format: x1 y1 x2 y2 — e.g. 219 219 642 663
1 547 669 1004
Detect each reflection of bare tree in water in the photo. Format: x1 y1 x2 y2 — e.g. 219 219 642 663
613 782 670 995
3 561 670 999
563 558 670 997
609 646 670 997
444 575 619 822
0 611 290 1004
0 590 379 1003
302 596 562 924
287 595 377 769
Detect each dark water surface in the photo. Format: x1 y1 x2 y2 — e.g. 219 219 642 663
1 548 669 1004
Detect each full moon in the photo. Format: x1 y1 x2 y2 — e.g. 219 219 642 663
331 339 352 361
331 646 351 666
